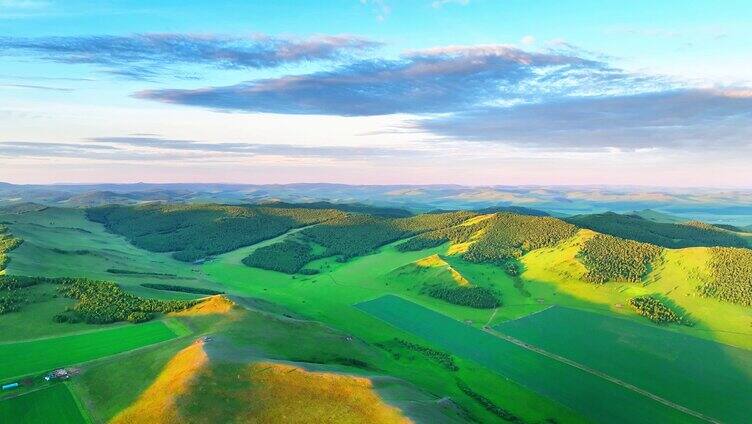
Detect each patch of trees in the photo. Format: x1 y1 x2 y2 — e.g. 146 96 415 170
456 379 525 423
629 296 687 325
0 275 51 315
0 225 22 272
261 201 412 218
463 213 578 263
393 338 459 371
397 223 480 252
108 268 178 278
86 204 347 262
242 240 318 274
579 234 662 283
301 211 476 260
141 283 224 295
423 285 501 309
566 212 748 249
54 278 198 324
698 247 752 306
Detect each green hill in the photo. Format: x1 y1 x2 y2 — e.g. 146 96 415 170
565 212 748 249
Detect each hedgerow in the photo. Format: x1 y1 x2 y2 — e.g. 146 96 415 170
394 338 459 371
456 379 524 423
579 234 662 283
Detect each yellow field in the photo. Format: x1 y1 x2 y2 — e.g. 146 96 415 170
111 340 208 424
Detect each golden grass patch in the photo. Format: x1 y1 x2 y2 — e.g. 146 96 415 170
240 362 412 424
110 341 208 424
414 254 470 286
170 295 235 317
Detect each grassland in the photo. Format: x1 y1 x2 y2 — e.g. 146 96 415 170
3 204 751 423
0 320 181 381
496 306 752 423
357 295 701 424
0 207 217 299
0 384 87 424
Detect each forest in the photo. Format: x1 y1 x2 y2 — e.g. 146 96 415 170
579 234 662 283
698 247 752 306
566 212 748 249
463 213 578 263
87 203 346 262
299 211 475 260
242 239 318 274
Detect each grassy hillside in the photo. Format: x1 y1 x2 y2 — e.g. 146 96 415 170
566 212 749 248
3 204 752 423
0 225 21 272
87 203 347 262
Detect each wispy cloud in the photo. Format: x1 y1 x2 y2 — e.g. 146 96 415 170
136 44 642 116
0 83 73 91
0 136 430 162
0 33 381 79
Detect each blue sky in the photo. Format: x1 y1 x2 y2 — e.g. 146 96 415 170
1 0 751 186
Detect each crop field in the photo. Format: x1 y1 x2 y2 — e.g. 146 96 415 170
0 384 87 424
495 306 752 423
356 295 702 424
0 320 182 381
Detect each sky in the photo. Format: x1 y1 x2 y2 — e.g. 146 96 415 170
1 0 751 187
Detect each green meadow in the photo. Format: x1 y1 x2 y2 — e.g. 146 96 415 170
495 306 752 423
0 320 181 381
356 295 702 424
1 207 214 299
0 384 87 424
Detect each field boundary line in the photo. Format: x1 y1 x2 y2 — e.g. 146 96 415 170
484 328 721 424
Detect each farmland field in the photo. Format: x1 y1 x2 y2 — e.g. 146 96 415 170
0 320 182 381
0 384 87 424
356 295 702 424
495 306 752 423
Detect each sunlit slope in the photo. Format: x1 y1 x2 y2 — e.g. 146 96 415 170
389 254 471 287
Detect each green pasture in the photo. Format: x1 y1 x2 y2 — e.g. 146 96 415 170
0 207 217 298
204 242 585 422
496 306 752 423
0 320 181 381
357 295 701 424
0 383 87 424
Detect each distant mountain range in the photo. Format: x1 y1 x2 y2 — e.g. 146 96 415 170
1 182 751 225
